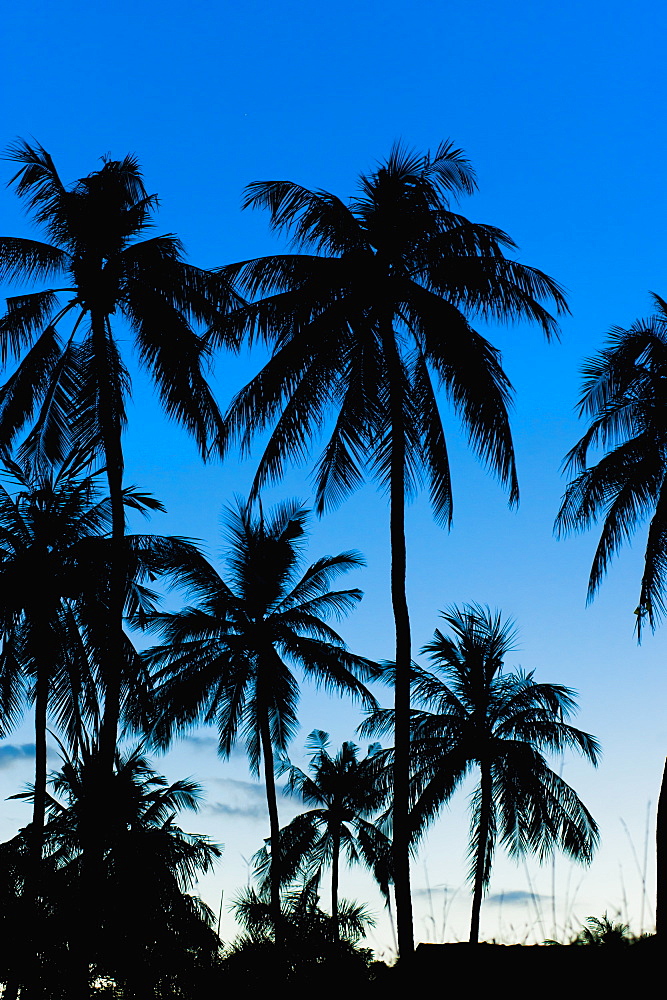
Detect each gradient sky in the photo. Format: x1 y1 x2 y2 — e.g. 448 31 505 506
2 0 667 953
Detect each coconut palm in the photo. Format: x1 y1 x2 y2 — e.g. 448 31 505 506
212 142 567 954
555 294 667 936
0 448 164 866
12 741 221 995
0 140 233 776
254 729 392 943
142 497 379 942
364 604 600 943
555 294 667 635
0 446 205 871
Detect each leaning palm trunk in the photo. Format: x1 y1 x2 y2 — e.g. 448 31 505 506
469 761 493 944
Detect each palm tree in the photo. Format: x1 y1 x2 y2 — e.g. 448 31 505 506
0 140 233 777
364 604 600 943
254 729 392 943
12 741 221 994
555 294 667 634
0 447 202 868
212 142 567 954
0 449 157 864
555 294 667 936
142 497 379 942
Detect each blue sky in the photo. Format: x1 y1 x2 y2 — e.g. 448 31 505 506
2 0 667 950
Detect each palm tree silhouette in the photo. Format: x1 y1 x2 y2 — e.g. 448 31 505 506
228 881 374 981
213 142 567 954
0 447 205 868
13 741 221 993
254 729 392 943
556 293 667 634
0 448 164 865
142 498 379 942
0 140 231 776
555 294 667 936
364 604 600 943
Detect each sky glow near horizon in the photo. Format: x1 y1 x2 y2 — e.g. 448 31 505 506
2 0 667 952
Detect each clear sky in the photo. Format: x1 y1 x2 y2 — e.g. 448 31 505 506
2 0 667 952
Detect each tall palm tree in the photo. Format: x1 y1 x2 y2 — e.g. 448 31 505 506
0 140 233 776
365 604 600 944
12 741 221 994
211 142 568 954
555 293 667 935
254 729 392 943
142 498 379 942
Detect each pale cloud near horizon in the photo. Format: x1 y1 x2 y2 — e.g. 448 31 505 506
485 890 553 906
0 744 35 769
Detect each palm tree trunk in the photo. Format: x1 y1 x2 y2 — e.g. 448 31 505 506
92 315 125 774
657 756 667 937
469 761 492 945
259 708 282 947
331 824 340 945
32 655 48 865
27 614 53 1000
86 314 125 1000
383 322 414 958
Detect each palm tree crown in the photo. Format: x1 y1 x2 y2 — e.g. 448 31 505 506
556 293 667 635
215 142 567 514
0 140 225 462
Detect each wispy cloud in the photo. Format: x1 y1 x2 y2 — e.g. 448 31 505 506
204 777 291 822
207 800 268 820
181 734 219 752
0 744 35 769
412 884 457 898
485 890 553 906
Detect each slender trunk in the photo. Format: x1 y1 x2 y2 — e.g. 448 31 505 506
30 657 49 997
259 708 282 947
469 761 493 945
27 609 54 1000
331 823 340 945
382 321 414 958
656 756 667 937
32 655 48 863
85 314 124 1000
92 315 125 774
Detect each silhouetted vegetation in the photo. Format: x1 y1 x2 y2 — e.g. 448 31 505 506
253 730 392 943
0 135 654 993
213 143 567 956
